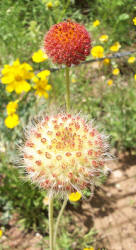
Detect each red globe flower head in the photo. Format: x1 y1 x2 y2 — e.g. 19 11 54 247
44 20 91 67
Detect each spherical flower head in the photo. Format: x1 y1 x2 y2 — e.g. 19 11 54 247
21 113 110 197
44 20 91 66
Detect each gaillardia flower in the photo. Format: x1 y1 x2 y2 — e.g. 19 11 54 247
44 20 91 66
21 113 109 196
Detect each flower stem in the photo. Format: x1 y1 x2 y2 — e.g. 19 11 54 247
49 196 54 250
65 67 70 112
53 197 68 247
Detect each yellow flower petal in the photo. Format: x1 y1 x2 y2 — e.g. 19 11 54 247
37 70 51 79
68 192 82 202
7 100 19 115
45 84 52 91
6 84 14 93
1 75 14 84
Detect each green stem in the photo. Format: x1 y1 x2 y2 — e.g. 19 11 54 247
53 197 68 247
49 196 54 250
65 67 70 112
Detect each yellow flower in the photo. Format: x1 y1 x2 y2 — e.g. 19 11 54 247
103 58 110 64
83 247 94 250
107 79 113 85
112 68 120 75
46 2 53 8
33 71 51 98
134 74 136 80
71 77 76 83
1 59 33 94
37 70 50 79
91 46 104 58
110 42 121 52
133 17 136 25
6 100 19 115
5 114 20 129
93 20 100 27
99 34 109 42
128 56 135 64
68 192 82 202
0 229 3 238
32 49 48 63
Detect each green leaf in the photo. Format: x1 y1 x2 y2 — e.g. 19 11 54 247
118 13 129 21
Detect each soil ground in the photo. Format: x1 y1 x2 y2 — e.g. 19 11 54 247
0 153 136 250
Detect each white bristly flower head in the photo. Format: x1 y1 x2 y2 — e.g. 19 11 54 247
20 113 110 197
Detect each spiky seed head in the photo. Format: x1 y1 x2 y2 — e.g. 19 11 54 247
20 113 110 197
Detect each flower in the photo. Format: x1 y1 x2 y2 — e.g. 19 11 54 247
133 17 136 25
46 2 53 8
0 229 3 238
1 59 33 94
6 100 19 115
91 46 104 58
83 247 94 250
128 56 135 64
99 34 109 42
107 79 113 85
112 68 120 75
103 58 110 64
43 196 49 205
110 42 121 52
20 113 109 196
5 114 20 129
93 20 100 27
134 74 136 80
32 49 48 63
33 70 51 98
72 77 76 83
69 192 82 202
44 20 91 66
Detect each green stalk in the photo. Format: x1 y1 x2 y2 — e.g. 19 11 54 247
49 196 54 250
53 197 68 247
65 67 70 112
